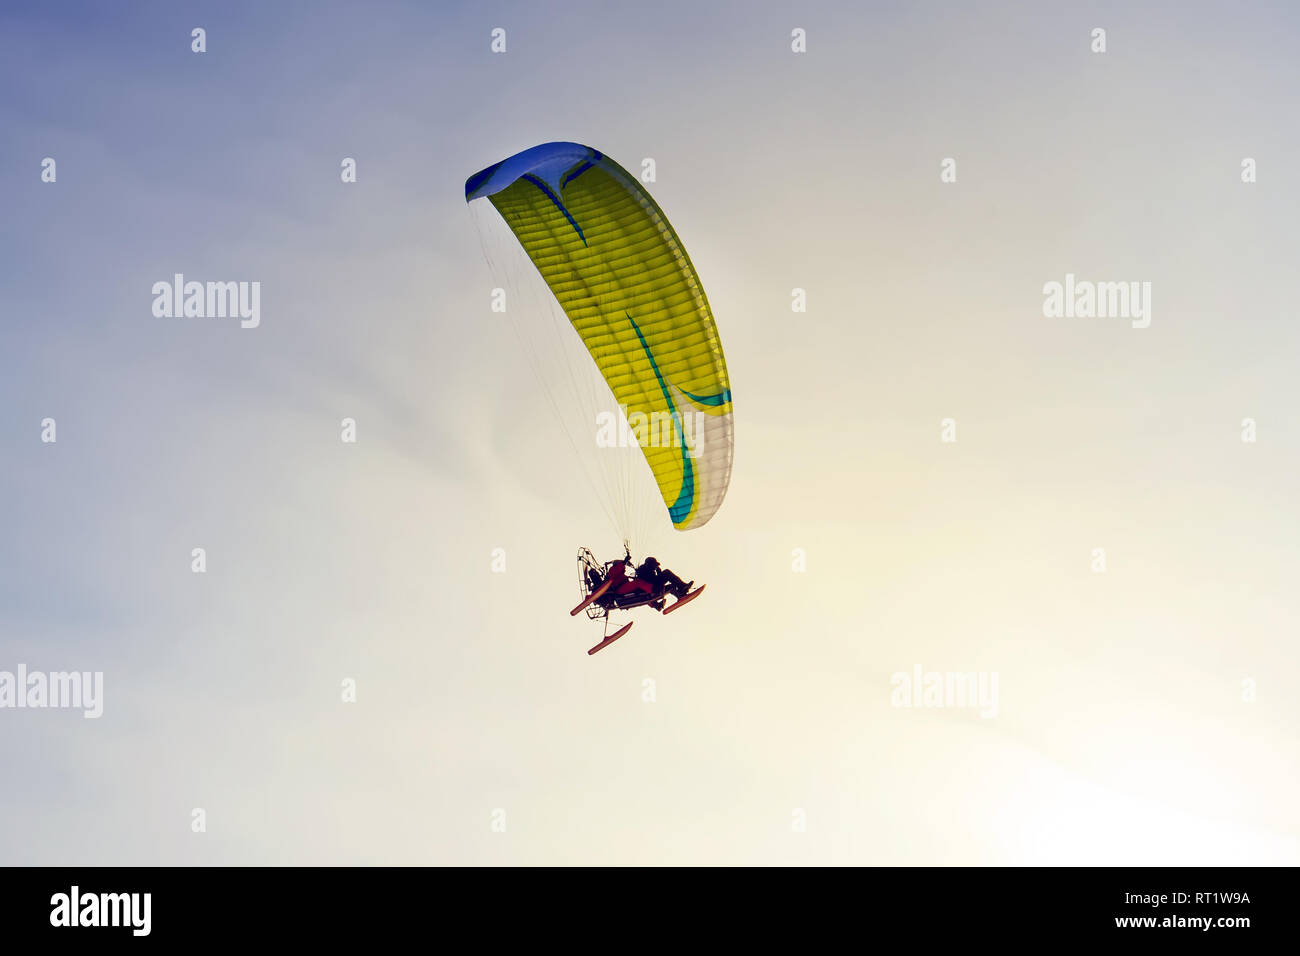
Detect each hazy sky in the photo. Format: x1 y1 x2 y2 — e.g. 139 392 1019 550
2 1 1298 864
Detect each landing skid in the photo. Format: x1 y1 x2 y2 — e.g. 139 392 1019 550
570 575 613 616
661 584 706 615
587 621 634 655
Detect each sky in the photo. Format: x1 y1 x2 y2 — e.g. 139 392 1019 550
2 0 1298 865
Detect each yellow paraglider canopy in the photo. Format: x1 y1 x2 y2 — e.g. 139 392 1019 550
466 142 733 530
